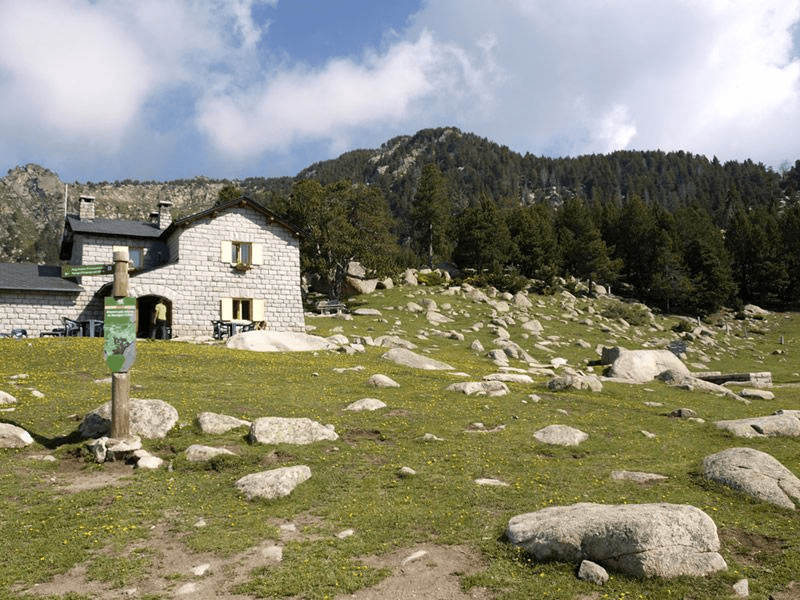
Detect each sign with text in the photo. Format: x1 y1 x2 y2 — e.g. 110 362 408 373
104 297 137 372
62 264 113 278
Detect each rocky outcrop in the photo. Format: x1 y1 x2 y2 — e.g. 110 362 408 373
714 411 800 438
703 447 800 509
506 503 727 578
249 417 338 445
196 412 251 434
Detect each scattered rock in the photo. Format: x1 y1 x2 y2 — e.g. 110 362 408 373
602 347 691 383
475 478 509 487
546 374 603 392
703 447 800 509
398 466 417 477
185 444 237 462
0 422 33 448
611 470 668 483
235 465 312 500
368 374 400 388
740 388 775 400
714 412 800 438
86 435 142 463
533 425 588 446
506 503 727 577
483 373 534 384
345 398 387 412
249 417 338 445
0 390 17 404
733 578 749 598
226 331 334 352
578 560 609 585
353 308 382 316
79 399 179 439
196 412 251 434
670 408 697 419
382 347 454 370
445 381 510 397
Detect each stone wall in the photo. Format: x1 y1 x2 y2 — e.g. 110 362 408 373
126 207 304 337
1 206 304 339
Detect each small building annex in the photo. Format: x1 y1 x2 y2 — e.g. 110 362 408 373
0 195 305 338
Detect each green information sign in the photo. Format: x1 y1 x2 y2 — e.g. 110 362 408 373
62 264 113 277
104 297 137 372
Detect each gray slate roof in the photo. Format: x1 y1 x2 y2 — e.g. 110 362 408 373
64 215 164 238
0 264 83 293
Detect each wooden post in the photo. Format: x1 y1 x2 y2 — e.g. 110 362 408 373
111 250 131 439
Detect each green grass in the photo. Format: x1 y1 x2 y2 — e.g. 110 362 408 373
2 285 800 599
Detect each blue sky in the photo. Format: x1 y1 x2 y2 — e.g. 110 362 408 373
1 0 799 183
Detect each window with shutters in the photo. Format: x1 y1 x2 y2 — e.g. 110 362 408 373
221 297 265 322
232 242 251 266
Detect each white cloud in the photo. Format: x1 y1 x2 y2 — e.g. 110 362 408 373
0 0 799 180
195 31 500 156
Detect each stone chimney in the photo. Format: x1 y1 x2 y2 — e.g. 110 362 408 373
157 200 173 230
78 195 95 221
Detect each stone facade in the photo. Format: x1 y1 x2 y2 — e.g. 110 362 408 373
0 198 305 338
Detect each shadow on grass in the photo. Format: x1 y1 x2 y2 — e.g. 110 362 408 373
1 417 84 449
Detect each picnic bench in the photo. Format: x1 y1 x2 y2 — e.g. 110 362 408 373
316 300 347 315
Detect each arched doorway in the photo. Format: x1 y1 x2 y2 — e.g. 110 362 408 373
137 295 172 339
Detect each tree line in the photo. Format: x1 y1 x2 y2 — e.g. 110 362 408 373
241 151 800 315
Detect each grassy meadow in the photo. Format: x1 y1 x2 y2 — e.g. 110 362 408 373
1 284 800 599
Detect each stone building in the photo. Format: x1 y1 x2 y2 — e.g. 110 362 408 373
0 196 305 338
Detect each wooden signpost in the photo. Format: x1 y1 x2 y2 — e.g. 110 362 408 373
63 251 136 438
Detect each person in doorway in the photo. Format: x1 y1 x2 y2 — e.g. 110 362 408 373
152 298 169 339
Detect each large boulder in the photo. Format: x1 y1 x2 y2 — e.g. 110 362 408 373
703 447 800 509
506 503 727 578
79 399 178 439
714 411 800 438
249 417 338 445
602 347 691 383
236 465 311 500
226 331 333 352
0 423 33 448
382 348 454 370
185 444 237 462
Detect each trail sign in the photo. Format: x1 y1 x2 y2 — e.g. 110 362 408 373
62 264 113 277
104 297 137 372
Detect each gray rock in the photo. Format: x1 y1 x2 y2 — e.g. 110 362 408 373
0 423 33 448
534 424 588 446
578 560 609 585
353 308 382 316
226 331 334 352
470 339 485 353
367 374 400 388
87 435 142 463
134 451 165 469
235 465 311 500
506 503 727 578
733 578 749 598
79 399 178 439
740 388 775 400
670 408 698 419
345 398 387 412
546 374 603 392
0 390 17 405
196 412 251 434
445 381 510 397
714 412 800 438
611 470 668 483
185 444 237 462
483 373 534 384
703 447 800 509
426 311 452 325
382 347 454 370
249 417 338 445
521 319 543 335
373 335 417 350
602 347 691 383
